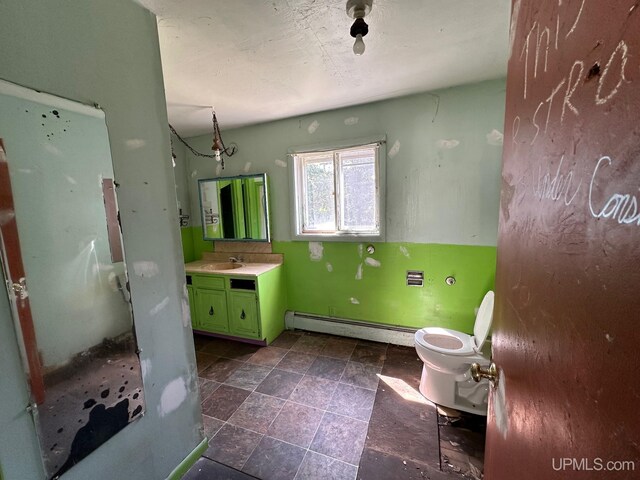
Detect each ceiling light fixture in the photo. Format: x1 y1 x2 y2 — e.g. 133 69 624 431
346 0 373 56
169 109 237 169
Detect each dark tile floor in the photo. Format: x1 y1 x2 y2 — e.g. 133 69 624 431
186 330 485 480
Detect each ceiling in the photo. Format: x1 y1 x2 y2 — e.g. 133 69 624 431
138 0 511 137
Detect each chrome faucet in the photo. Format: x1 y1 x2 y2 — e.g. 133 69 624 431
229 256 243 263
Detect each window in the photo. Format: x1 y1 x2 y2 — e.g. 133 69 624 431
292 142 383 239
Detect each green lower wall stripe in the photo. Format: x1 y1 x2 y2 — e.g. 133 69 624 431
181 227 496 333
166 437 208 480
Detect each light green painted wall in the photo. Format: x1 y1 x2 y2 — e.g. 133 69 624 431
0 1 202 479
180 79 505 333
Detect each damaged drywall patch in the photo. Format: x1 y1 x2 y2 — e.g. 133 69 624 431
350 297 360 305
309 242 323 261
243 161 252 172
436 139 460 149
388 140 401 158
399 246 410 258
355 263 363 280
157 377 188 418
486 129 504 146
275 159 287 168
326 263 333 272
344 116 359 125
133 261 159 278
365 257 381 268
150 296 170 316
307 120 319 134
125 139 146 150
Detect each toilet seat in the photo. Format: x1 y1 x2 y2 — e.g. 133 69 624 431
415 290 495 356
415 327 475 356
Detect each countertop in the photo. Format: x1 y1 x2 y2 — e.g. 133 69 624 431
184 260 280 277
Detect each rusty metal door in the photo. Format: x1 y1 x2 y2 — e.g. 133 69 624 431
485 1 640 478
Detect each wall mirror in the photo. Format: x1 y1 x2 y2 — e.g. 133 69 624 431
198 173 270 242
0 80 145 479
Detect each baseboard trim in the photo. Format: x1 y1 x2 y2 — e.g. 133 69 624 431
166 437 208 480
285 311 417 347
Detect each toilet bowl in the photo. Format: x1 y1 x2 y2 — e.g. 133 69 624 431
414 291 494 416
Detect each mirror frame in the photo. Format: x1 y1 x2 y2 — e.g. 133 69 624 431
198 173 271 242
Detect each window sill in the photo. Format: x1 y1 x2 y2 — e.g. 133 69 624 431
291 232 385 243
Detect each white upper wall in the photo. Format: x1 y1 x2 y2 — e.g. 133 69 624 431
183 79 506 246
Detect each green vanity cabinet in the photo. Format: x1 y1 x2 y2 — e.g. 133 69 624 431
228 291 259 337
186 265 286 344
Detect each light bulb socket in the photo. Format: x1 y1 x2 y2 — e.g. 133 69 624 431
350 17 368 38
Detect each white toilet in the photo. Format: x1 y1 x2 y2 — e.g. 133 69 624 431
414 291 494 416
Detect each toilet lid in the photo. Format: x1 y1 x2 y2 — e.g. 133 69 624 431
473 291 494 351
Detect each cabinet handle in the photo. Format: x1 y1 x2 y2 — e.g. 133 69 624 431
240 309 246 320
209 306 214 316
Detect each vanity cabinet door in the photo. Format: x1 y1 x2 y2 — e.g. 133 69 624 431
196 289 229 333
228 291 259 338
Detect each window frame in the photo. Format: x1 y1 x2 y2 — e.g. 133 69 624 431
289 136 386 242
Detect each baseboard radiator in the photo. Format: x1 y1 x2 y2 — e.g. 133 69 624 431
285 311 417 347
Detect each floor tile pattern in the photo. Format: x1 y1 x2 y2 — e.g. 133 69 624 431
188 331 484 480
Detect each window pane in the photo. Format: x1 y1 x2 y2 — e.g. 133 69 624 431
303 157 336 231
339 149 377 232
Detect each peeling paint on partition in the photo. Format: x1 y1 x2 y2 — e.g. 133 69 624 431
399 246 410 258
133 261 160 278
365 257 381 268
243 161 252 172
436 139 460 149
326 262 333 272
486 129 504 146
494 370 508 438
181 298 191 327
308 242 323 261
140 358 152 379
157 377 188 418
307 120 319 134
125 138 146 149
149 296 170 316
350 297 360 305
344 116 359 126
275 159 287 168
388 140 401 158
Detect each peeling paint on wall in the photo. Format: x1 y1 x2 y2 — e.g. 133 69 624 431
350 297 360 304
436 139 460 149
215 163 223 176
344 116 359 125
308 241 323 261
44 143 62 156
355 263 363 280
64 175 77 185
274 159 287 168
157 377 188 418
149 296 170 316
326 262 333 272
486 129 504 146
191 170 198 178
365 257 381 268
307 120 319 134
388 140 401 158
243 161 252 172
399 246 410 258
125 139 146 149
132 261 160 278
357 244 363 258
